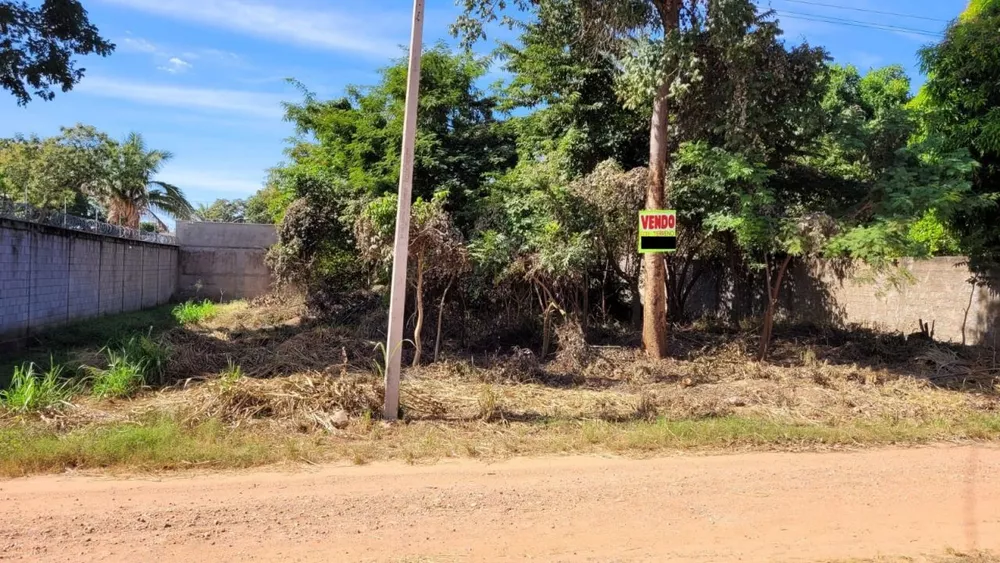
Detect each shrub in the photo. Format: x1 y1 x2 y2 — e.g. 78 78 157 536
172 300 218 325
0 363 75 412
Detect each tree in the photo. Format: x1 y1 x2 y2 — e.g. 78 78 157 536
571 160 646 327
197 199 247 223
456 0 683 357
456 0 827 357
1 0 114 105
497 0 648 177
245 184 290 224
89 133 194 229
356 191 469 365
470 154 596 359
917 0 1000 278
0 124 109 214
276 45 516 232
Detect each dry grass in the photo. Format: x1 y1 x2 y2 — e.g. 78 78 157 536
3 296 1000 476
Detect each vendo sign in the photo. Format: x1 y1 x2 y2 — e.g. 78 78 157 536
638 210 677 254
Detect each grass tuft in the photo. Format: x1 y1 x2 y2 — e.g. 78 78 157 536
0 362 75 413
88 334 170 398
219 358 244 389
172 300 219 325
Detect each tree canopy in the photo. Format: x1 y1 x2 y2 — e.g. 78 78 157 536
0 0 114 105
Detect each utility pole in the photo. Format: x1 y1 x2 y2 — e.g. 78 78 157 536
383 0 425 420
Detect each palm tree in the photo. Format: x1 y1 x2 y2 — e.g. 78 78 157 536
90 133 194 229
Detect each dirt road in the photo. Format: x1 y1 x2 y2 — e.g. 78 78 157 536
1 446 998 562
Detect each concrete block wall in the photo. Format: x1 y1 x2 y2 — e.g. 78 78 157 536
0 218 178 346
122 244 144 312
68 238 102 321
175 221 277 301
0 226 31 342
28 233 70 331
784 257 1000 346
99 241 124 316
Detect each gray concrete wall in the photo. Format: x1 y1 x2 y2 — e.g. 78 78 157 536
679 256 1000 346
783 257 1000 346
175 221 277 301
0 218 177 346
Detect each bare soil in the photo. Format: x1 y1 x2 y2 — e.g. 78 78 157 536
1 446 998 562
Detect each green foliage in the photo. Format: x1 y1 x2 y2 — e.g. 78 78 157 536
0 363 74 412
497 0 648 176
93 132 194 229
0 0 115 105
918 0 1000 276
267 189 362 291
196 199 247 223
471 157 595 302
0 125 194 228
89 334 169 398
171 300 218 325
275 45 515 230
908 210 960 256
244 184 290 224
0 124 109 212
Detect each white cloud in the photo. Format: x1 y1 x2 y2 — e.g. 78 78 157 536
75 77 287 119
120 36 160 53
101 0 405 56
158 57 193 74
164 169 265 195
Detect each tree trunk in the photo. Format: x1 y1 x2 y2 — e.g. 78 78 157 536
642 83 673 358
434 276 455 363
642 0 679 359
412 253 425 367
541 302 556 360
758 255 792 361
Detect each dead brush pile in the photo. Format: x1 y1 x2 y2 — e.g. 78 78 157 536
397 322 1000 426
78 293 997 432
162 319 380 382
183 370 384 431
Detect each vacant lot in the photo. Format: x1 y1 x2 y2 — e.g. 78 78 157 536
1 295 999 476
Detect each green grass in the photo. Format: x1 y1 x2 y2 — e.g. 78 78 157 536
0 363 75 413
3 413 1000 478
1 305 179 388
88 334 170 398
172 300 219 325
0 416 315 477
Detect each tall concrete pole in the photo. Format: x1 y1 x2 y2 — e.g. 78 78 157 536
383 0 425 420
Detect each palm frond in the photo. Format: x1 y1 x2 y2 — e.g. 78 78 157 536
148 181 195 220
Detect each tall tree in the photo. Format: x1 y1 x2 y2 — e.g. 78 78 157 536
916 0 1000 279
0 124 109 213
276 45 516 232
497 0 649 177
1 0 114 105
456 0 684 357
90 133 194 229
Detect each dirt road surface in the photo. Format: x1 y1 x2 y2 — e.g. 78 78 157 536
1 446 998 562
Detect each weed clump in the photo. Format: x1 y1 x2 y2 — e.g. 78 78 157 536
0 363 75 413
172 300 218 325
88 334 170 398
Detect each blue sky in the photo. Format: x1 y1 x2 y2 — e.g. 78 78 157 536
0 0 968 216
